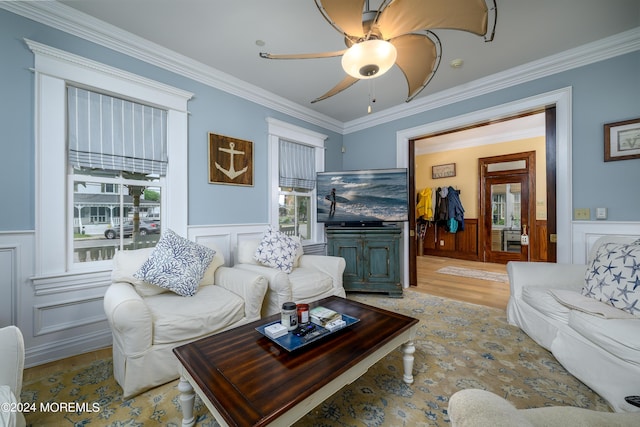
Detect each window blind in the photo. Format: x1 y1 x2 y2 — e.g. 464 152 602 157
67 86 168 176
279 140 315 190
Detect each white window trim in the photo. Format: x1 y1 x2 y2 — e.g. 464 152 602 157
28 39 193 277
266 118 327 244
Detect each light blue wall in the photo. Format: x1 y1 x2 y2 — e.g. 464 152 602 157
343 50 640 221
2 8 638 229
0 9 343 231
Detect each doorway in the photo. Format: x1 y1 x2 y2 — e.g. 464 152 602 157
479 151 536 263
400 88 571 287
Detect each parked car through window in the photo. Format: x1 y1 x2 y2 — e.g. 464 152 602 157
104 220 161 239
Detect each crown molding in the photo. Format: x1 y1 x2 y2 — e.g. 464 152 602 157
25 39 194 107
343 27 640 134
2 3 638 136
1 1 344 134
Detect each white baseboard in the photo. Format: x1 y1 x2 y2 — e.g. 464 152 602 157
25 328 112 368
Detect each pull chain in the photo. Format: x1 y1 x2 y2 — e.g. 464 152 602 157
367 80 376 114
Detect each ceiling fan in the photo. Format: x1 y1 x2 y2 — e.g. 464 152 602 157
260 0 497 105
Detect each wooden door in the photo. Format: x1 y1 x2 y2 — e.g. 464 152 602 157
480 151 536 264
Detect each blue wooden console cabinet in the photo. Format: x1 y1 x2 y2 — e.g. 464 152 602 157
326 226 402 298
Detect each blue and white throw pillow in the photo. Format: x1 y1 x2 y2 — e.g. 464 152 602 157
134 229 216 297
254 226 302 273
582 241 640 316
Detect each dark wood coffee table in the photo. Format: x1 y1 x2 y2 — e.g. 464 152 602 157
173 296 418 427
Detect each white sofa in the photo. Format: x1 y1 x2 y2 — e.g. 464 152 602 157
448 389 639 427
235 238 346 316
104 247 267 398
507 235 640 412
0 326 25 427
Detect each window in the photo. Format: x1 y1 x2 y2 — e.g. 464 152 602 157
491 184 521 228
492 193 506 225
102 183 118 193
30 40 191 276
278 140 316 240
267 118 326 244
68 86 167 263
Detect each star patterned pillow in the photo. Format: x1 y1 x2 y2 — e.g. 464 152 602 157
582 241 640 316
254 226 302 274
134 229 216 297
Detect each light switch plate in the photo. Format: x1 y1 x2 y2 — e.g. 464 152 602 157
596 207 607 220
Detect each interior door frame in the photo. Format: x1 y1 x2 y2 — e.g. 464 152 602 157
401 87 570 288
479 151 536 263
408 139 417 286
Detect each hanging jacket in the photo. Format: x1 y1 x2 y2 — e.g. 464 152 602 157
416 187 434 221
436 187 449 222
447 186 465 232
431 188 437 220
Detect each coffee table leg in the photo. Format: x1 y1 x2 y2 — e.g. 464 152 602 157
178 375 196 427
402 341 415 384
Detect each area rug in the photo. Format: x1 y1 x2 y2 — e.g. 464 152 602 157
436 266 509 283
21 290 609 426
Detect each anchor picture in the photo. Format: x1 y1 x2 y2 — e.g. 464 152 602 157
208 133 253 186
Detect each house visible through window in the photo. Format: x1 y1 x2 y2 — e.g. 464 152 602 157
68 86 166 263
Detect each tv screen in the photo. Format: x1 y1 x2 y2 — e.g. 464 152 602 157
316 168 409 225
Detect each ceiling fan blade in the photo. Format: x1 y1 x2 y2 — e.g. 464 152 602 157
391 33 442 102
377 0 495 41
311 75 360 103
315 0 367 39
259 49 346 60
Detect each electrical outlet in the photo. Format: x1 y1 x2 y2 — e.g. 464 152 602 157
596 207 607 220
574 208 590 220
439 240 445 246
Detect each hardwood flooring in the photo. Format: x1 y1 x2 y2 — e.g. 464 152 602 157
414 255 510 310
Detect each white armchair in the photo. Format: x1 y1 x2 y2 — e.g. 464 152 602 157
235 239 346 316
104 247 268 399
0 326 25 427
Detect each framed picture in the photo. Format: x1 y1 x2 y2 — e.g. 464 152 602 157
604 117 640 162
208 133 253 186
432 163 456 179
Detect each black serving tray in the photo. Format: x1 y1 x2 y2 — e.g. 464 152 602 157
255 314 359 352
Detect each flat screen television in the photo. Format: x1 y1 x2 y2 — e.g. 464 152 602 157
316 168 409 226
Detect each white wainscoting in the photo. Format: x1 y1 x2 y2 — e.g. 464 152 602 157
0 232 33 328
187 223 330 261
0 231 113 367
571 221 640 264
4 222 638 367
188 223 268 266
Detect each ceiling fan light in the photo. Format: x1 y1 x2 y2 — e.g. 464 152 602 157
341 40 397 79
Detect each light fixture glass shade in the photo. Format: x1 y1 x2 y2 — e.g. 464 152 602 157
341 39 397 79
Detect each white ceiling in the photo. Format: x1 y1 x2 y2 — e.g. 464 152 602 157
416 112 546 154
53 1 639 124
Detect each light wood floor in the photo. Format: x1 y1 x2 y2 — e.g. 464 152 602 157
414 255 510 310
